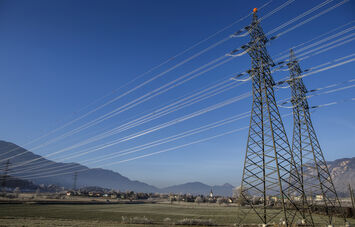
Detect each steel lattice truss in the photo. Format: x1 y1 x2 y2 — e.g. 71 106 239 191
239 12 313 226
287 49 346 225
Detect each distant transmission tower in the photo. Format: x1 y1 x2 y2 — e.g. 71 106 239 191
73 172 77 190
287 49 346 225
239 9 313 226
349 184 354 210
1 160 10 189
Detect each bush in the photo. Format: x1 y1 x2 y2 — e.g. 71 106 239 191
121 216 153 224
216 197 226 205
195 196 203 204
163 217 172 223
175 218 216 226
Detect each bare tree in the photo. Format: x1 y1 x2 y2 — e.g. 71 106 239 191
195 196 203 204
35 188 40 198
217 197 225 205
13 187 20 198
232 186 242 198
233 186 249 206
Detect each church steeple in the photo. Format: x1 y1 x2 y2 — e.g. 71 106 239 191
209 189 213 198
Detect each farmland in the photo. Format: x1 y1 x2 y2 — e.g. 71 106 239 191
0 202 354 226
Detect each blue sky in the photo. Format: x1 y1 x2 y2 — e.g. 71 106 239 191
0 0 354 188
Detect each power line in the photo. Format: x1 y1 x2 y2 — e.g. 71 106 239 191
0 0 296 164
275 20 354 57
12 3 354 189
10 45 355 179
4 0 275 160
17 94 355 181
270 0 350 40
4 0 354 176
19 79 355 178
10 52 355 177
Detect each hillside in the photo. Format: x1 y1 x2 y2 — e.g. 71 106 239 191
0 141 158 192
327 157 355 194
0 175 38 191
0 141 235 195
1 140 353 196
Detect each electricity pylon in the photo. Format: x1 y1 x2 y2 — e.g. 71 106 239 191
1 160 10 190
349 184 354 210
73 172 77 190
287 49 346 225
239 9 313 226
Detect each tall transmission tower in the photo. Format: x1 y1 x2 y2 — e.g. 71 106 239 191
287 49 346 225
239 9 313 226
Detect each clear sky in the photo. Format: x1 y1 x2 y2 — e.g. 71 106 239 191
0 0 354 188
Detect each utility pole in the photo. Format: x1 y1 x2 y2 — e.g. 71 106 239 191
287 49 346 225
239 8 313 226
1 160 10 190
73 172 77 191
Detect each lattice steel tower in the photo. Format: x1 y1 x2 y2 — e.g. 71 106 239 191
239 10 313 226
287 49 345 225
73 172 78 190
1 160 10 189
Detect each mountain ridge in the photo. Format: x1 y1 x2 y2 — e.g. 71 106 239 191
326 157 355 194
0 140 234 195
0 140 159 193
1 140 353 196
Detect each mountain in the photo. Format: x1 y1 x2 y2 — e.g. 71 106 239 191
0 140 158 192
0 175 38 190
162 182 234 196
327 157 355 194
2 140 352 197
0 140 235 196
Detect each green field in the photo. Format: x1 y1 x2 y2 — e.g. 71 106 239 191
0 202 353 226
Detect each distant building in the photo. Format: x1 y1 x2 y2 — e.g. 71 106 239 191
209 189 213 198
271 196 278 202
292 195 302 201
315 194 324 201
111 194 117 199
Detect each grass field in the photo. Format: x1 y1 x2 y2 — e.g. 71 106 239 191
0 202 353 226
